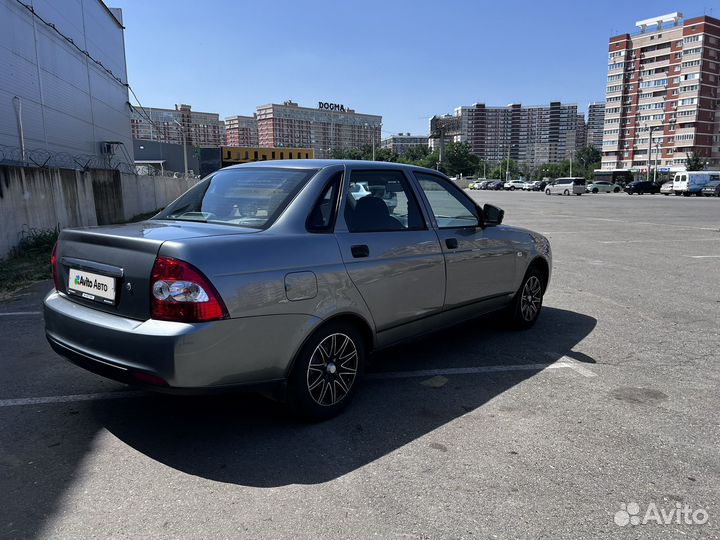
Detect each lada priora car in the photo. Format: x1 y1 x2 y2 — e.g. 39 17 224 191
44 161 552 419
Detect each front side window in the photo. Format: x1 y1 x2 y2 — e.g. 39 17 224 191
414 173 479 228
344 170 425 232
156 167 316 229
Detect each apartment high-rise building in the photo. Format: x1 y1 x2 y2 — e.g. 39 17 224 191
131 104 225 147
586 102 606 149
601 13 720 172
381 133 429 155
256 101 382 158
576 114 588 149
430 102 579 166
225 115 258 146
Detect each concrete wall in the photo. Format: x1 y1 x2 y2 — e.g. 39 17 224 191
0 165 200 259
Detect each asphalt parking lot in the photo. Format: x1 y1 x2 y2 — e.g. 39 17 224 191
1 191 719 539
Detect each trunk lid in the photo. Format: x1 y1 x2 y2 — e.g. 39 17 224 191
55 221 256 320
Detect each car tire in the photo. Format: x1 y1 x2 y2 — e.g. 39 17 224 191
506 267 545 330
613 187 620 193
545 188 551 195
563 189 569 196
287 322 365 421
592 188 599 194
510 186 515 191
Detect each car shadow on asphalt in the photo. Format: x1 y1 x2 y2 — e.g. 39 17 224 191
87 306 597 488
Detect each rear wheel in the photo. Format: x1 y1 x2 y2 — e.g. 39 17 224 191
507 268 545 330
563 189 569 196
613 187 620 193
287 323 365 421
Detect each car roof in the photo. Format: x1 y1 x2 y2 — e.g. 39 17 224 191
224 159 442 175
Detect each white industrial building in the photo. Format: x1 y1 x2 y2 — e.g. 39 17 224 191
0 0 133 165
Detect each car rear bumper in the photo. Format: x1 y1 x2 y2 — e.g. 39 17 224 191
44 290 321 390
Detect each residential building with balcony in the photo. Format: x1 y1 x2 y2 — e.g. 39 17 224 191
429 102 579 166
131 104 225 147
586 102 606 149
225 115 258 146
601 12 720 173
255 101 382 158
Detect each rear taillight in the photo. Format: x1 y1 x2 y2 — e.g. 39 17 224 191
51 241 61 291
150 256 228 322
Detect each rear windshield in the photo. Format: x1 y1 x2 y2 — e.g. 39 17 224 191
156 167 317 229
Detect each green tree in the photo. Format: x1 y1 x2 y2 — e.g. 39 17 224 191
398 144 431 164
685 152 705 171
489 159 520 180
574 146 602 179
441 142 479 177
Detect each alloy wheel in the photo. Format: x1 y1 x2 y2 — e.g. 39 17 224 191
306 333 358 406
520 275 542 322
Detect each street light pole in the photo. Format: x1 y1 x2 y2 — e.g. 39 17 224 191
174 120 188 176
505 144 510 181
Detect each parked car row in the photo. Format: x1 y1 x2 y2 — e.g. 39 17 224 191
468 179 549 191
468 179 504 190
467 172 720 198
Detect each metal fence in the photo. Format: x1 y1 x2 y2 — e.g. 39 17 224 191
0 144 137 175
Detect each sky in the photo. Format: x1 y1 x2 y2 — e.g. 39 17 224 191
111 0 716 138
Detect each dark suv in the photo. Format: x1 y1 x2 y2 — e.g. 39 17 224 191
624 181 660 195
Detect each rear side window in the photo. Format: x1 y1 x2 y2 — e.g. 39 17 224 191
345 170 425 232
307 172 341 232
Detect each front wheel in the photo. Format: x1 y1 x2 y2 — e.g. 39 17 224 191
510 186 515 191
287 323 365 421
592 188 599 194
545 188 551 195
507 268 545 330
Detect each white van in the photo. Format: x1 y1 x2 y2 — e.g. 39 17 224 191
545 177 586 196
672 171 720 196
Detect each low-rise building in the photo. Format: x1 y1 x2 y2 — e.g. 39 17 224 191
381 133 429 155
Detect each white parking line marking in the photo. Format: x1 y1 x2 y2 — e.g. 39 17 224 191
0 311 42 316
599 238 720 245
367 362 586 380
0 362 595 408
555 358 597 378
0 391 146 407
685 255 720 259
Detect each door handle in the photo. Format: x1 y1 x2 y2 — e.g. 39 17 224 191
351 244 370 258
445 238 458 249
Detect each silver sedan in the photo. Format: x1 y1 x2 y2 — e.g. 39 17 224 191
44 161 552 419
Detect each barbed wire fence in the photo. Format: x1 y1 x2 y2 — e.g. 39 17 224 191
0 144 200 178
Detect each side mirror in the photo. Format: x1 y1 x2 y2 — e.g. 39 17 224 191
483 204 504 226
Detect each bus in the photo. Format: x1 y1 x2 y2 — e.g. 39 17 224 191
592 169 634 186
